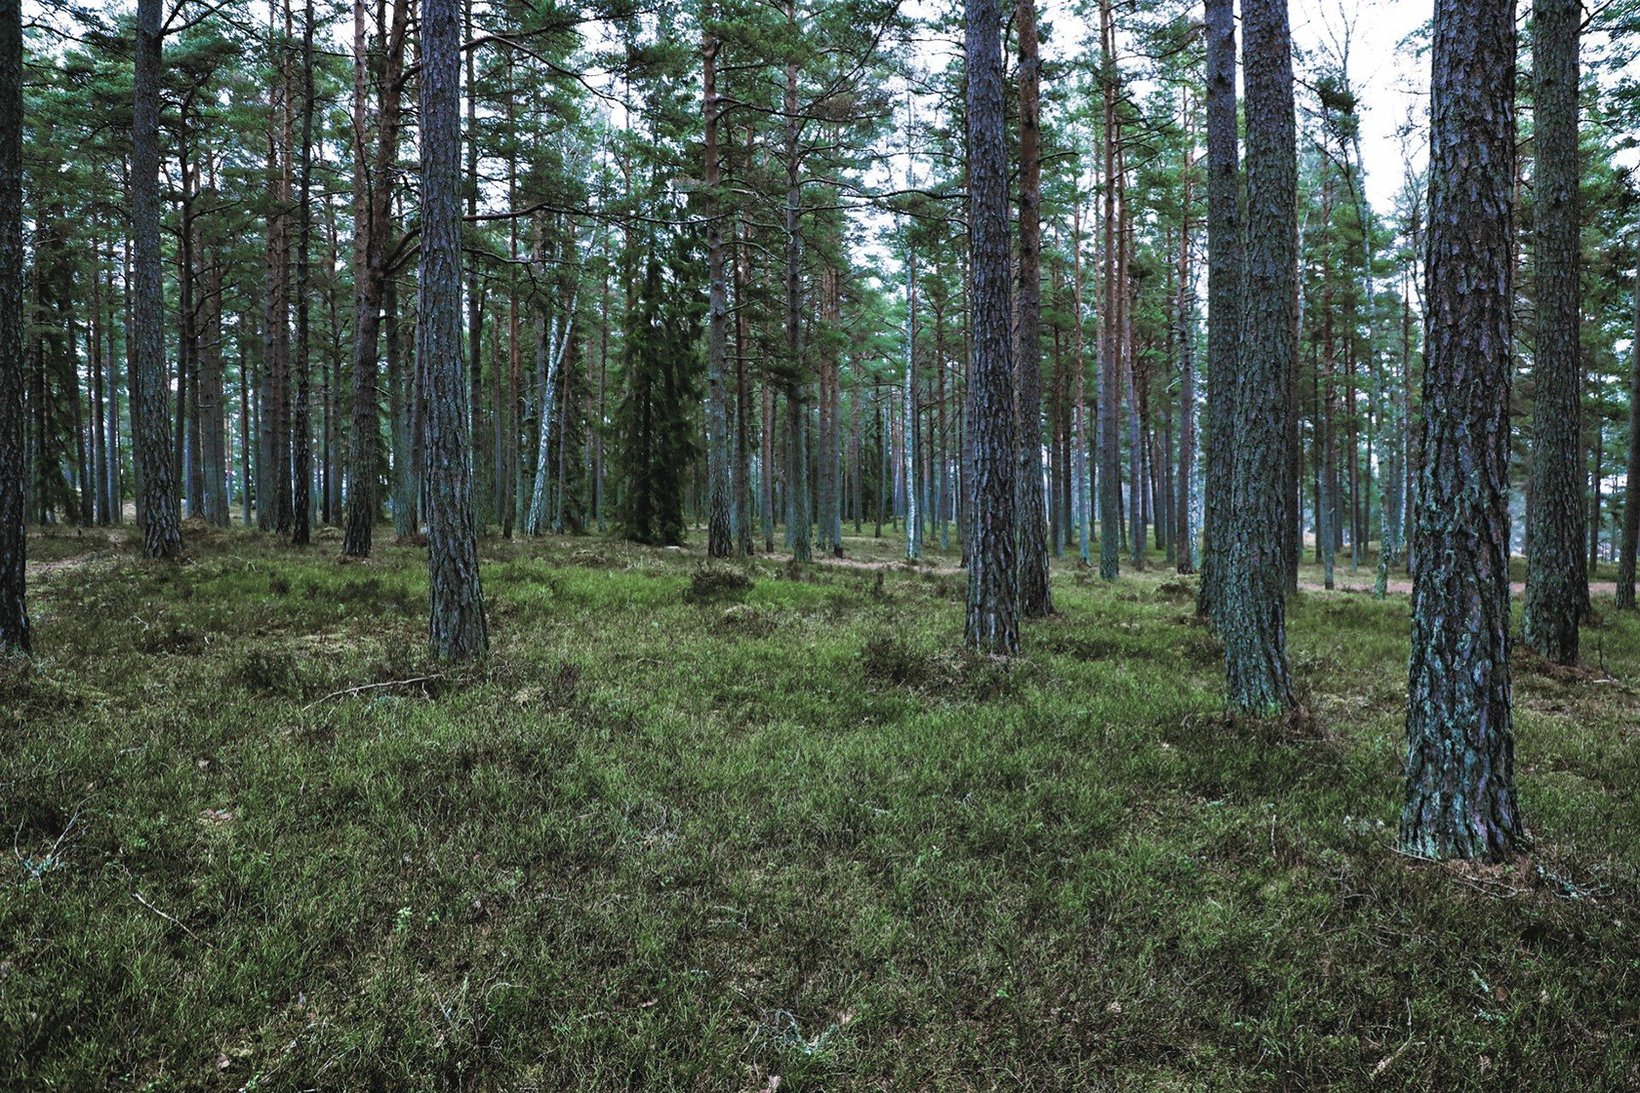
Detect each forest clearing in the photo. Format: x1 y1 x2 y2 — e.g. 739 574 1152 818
6 523 1640 1088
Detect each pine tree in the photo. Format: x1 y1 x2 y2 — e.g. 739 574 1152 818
963 0 1019 654
132 0 181 559
1401 0 1524 860
1221 0 1297 716
0 0 25 652
419 0 487 661
1523 0 1586 662
618 246 702 547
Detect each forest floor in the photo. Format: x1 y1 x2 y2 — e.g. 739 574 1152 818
5 521 1640 1090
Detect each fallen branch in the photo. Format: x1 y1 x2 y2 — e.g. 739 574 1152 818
301 675 447 711
132 890 214 948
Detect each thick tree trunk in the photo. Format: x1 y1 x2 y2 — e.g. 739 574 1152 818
132 0 181 559
963 0 1019 654
419 0 487 660
1401 0 1524 861
0 0 26 650
1523 0 1585 661
1222 0 1297 716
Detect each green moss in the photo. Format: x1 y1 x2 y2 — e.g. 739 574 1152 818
4 528 1639 1089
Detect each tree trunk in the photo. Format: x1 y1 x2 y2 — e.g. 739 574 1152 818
1617 253 1640 608
963 0 1019 654
344 0 407 556
782 12 810 564
1098 0 1121 582
419 0 487 660
1222 0 1297 715
1522 0 1585 662
291 0 316 546
132 0 180 559
0 0 25 650
1015 0 1052 614
1198 0 1239 621
1401 0 1524 860
1175 117 1196 574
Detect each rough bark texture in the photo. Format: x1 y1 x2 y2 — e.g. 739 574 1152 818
1197 0 1238 622
1522 0 1584 662
963 0 1019 654
0 0 25 651
133 0 181 559
419 0 487 660
1401 0 1524 861
702 18 732 559
1221 0 1296 716
1015 0 1052 616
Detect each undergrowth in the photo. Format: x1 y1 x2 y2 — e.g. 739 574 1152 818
3 525 1639 1090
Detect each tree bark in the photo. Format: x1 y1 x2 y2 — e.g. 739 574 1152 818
0 0 26 650
344 0 407 557
1401 0 1524 861
702 11 732 557
420 0 487 660
1198 0 1239 621
1015 0 1052 614
1097 0 1121 582
1222 0 1297 715
1522 0 1585 661
132 0 181 559
963 0 1019 654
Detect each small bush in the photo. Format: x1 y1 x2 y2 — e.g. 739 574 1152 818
860 633 937 689
228 647 304 697
718 603 777 638
684 567 754 604
134 622 206 656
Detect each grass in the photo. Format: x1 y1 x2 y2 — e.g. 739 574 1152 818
4 519 1640 1090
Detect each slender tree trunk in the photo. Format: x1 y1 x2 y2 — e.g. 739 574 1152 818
1401 0 1524 860
1222 0 1297 716
1015 0 1053 614
700 13 731 559
1098 0 1121 582
1175 122 1196 574
1617 254 1640 608
1523 0 1585 662
420 0 487 660
783 8 810 564
291 0 316 545
1198 0 1239 621
963 0 1019 653
344 0 407 556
